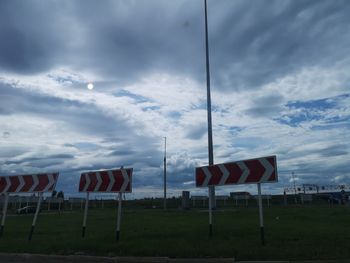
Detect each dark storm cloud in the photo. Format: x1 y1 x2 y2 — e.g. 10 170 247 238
319 145 348 157
0 84 168 182
167 167 196 189
0 0 71 74
1 0 350 195
0 83 133 138
293 161 349 182
245 93 285 117
0 0 204 84
68 0 205 85
186 123 207 140
0 146 30 158
4 154 74 168
276 141 350 162
209 0 350 90
108 149 136 156
2 0 348 89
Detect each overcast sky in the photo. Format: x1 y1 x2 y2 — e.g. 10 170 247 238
0 0 349 198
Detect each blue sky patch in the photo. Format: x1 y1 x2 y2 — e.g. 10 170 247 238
114 89 151 103
276 93 349 127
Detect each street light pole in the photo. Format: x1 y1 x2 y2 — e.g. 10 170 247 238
292 172 297 204
204 0 215 237
163 136 167 210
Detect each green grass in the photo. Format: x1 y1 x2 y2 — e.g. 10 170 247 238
0 205 350 260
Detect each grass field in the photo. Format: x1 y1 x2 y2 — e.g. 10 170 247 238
0 204 350 260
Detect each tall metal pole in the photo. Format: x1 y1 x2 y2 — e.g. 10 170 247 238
163 136 167 210
292 172 297 204
116 165 125 241
204 0 215 237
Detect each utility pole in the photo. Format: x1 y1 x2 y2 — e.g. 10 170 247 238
204 0 216 236
292 172 297 204
163 136 167 210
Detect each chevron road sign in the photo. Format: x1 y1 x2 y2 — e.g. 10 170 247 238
79 167 133 240
0 173 59 193
196 155 277 187
79 168 132 193
0 172 59 240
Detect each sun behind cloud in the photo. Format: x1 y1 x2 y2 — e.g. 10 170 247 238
87 83 94 90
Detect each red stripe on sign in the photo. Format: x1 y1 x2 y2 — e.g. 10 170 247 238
35 174 49 191
0 177 7 192
9 176 20 192
208 165 222 186
87 173 98 191
245 159 264 183
267 157 276 181
195 168 205 187
21 175 34 192
99 171 110 191
225 163 243 184
79 174 86 191
111 170 123 191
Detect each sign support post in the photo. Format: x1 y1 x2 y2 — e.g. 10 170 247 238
208 189 213 237
58 199 62 215
257 183 265 245
82 192 89 238
28 192 43 241
78 167 132 240
0 173 58 239
195 155 277 244
0 193 9 237
116 192 122 241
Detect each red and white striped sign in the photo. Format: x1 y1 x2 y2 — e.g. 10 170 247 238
196 156 277 187
79 168 132 193
0 173 59 193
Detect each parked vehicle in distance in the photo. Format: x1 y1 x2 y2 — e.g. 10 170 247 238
16 206 38 214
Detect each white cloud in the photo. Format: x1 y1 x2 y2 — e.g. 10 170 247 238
1 0 350 196
2 62 349 196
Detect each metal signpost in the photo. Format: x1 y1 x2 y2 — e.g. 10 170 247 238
29 192 43 241
0 193 9 236
82 192 89 238
257 183 265 245
195 155 278 244
78 167 132 240
0 173 59 240
116 192 122 240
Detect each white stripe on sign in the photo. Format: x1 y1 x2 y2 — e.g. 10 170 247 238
107 171 115 192
237 161 250 184
29 174 39 192
120 169 129 192
16 175 25 192
4 177 11 193
95 172 102 191
43 174 54 191
260 158 274 182
83 173 91 192
202 167 212 187
218 164 229 185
